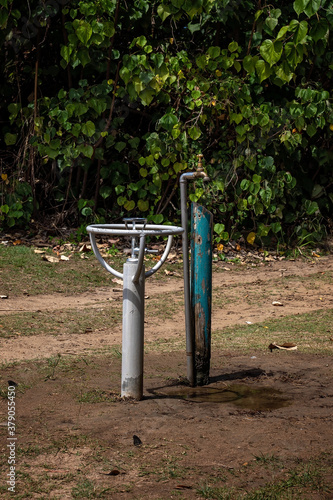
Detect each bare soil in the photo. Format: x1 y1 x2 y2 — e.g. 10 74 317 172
0 255 332 498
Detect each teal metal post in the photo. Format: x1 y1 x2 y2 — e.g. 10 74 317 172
190 203 213 386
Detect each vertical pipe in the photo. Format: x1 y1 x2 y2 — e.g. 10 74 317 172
121 260 145 399
180 179 195 387
191 203 213 386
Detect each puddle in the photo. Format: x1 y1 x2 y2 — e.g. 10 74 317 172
158 384 292 411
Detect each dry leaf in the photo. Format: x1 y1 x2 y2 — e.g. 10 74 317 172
60 255 70 261
269 343 297 352
34 249 46 254
79 244 91 252
43 255 59 263
112 278 123 285
164 269 174 276
0 295 8 299
272 301 283 306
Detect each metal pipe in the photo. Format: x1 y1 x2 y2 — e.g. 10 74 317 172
132 233 146 283
122 260 145 399
179 158 210 387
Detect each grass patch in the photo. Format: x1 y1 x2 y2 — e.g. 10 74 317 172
76 388 120 403
213 309 333 354
0 305 121 338
197 454 332 499
0 245 125 296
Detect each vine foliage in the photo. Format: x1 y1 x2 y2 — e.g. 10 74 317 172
0 0 332 246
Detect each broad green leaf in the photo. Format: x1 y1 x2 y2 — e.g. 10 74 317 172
260 40 283 66
120 66 131 85
150 213 163 224
138 199 149 211
115 141 126 152
75 21 92 45
100 186 113 199
304 0 321 17
275 61 294 82
196 54 208 69
135 35 147 48
293 20 308 44
243 55 258 74
157 4 173 21
270 222 282 233
4 133 17 145
228 41 238 53
159 112 178 131
71 123 81 138
240 179 250 190
293 0 310 16
124 200 135 212
285 42 304 67
115 185 125 195
188 125 202 140
304 199 319 215
77 144 93 158
117 196 126 206
276 25 290 41
81 121 95 137
306 123 317 137
151 53 164 68
265 17 278 31
256 60 272 82
140 88 155 106
310 19 328 42
77 49 91 67
60 45 73 63
230 113 243 124
88 98 107 115
214 223 225 235
311 184 324 199
207 46 220 59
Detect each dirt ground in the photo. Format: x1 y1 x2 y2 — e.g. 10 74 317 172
0 254 332 498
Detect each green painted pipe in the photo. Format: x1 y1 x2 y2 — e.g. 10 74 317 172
190 203 213 386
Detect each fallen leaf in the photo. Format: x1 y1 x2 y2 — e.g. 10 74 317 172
272 301 283 306
217 243 224 252
79 244 91 252
112 278 123 285
269 343 297 352
60 255 70 261
0 295 8 299
34 249 46 254
164 269 174 276
43 255 59 263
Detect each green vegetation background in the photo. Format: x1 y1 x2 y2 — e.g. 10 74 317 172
0 0 332 247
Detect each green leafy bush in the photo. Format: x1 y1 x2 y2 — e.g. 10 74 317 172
0 0 332 246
